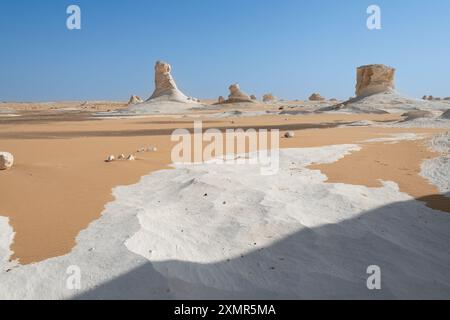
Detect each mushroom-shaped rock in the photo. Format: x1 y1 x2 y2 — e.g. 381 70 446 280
147 61 193 103
0 152 14 170
226 84 253 103
263 93 276 102
309 93 325 101
355 64 396 97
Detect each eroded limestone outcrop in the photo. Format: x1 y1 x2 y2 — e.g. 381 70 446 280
309 93 325 101
147 61 192 103
355 64 396 97
225 84 253 103
128 95 143 105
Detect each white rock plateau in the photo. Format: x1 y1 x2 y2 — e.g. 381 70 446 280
0 152 13 170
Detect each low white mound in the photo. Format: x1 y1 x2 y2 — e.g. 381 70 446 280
323 92 450 115
0 108 15 114
361 133 423 143
0 217 14 266
120 100 201 115
1 146 450 299
421 133 450 193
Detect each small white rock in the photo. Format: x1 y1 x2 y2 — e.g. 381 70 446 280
127 155 135 161
284 131 295 138
0 152 14 170
147 146 158 152
137 148 145 153
106 155 115 162
118 154 126 160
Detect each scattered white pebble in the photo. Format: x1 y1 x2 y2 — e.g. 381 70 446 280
118 154 126 160
106 155 115 162
0 152 14 170
127 155 136 161
284 131 295 138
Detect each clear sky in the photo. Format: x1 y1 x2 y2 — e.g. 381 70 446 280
1 0 449 102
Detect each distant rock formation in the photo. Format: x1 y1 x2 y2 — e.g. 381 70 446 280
444 97 450 101
147 61 193 103
0 152 14 170
128 95 143 105
250 95 257 100
263 93 276 102
309 93 325 101
226 84 253 103
330 98 338 102
218 96 225 104
355 64 396 97
428 95 434 101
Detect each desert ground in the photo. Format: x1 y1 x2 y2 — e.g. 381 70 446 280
0 63 450 299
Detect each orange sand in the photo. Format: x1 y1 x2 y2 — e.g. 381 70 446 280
0 112 447 264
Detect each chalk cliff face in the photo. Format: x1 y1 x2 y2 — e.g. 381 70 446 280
355 64 396 97
147 61 191 103
226 84 253 103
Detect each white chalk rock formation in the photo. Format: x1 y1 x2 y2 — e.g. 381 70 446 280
0 152 13 170
226 84 253 103
147 61 191 103
355 64 396 97
128 95 143 105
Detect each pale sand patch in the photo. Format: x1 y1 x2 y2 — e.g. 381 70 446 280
0 112 446 264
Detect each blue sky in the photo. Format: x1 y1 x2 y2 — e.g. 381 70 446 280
0 0 449 101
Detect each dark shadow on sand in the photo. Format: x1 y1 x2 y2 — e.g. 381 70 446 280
74 196 450 300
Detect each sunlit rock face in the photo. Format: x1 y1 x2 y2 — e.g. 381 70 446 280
355 64 396 97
